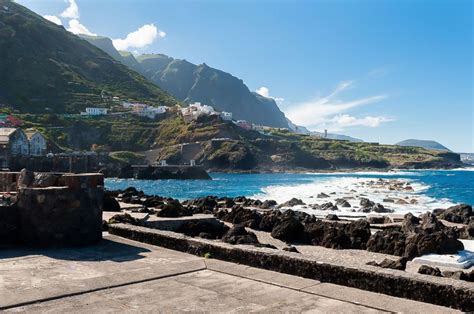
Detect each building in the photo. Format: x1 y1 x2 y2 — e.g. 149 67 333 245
181 102 217 123
123 102 169 119
138 106 168 119
0 128 29 168
81 108 108 116
220 111 233 121
25 129 48 156
235 120 252 130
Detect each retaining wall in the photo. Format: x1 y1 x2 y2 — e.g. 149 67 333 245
109 223 474 311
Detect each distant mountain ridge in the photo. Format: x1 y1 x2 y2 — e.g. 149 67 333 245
80 36 290 128
0 1 177 113
396 139 451 151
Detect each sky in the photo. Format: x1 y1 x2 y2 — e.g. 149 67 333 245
16 0 474 152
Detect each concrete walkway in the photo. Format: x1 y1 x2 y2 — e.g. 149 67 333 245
0 234 459 313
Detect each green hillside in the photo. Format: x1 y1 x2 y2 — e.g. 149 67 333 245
0 0 177 113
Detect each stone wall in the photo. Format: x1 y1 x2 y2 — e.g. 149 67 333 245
109 223 474 312
0 172 104 247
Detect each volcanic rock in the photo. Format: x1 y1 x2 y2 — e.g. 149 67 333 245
222 225 259 245
271 215 305 243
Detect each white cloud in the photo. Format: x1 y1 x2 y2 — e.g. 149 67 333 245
43 15 62 25
60 0 79 19
67 19 96 36
112 24 165 51
323 114 394 132
286 80 391 131
255 86 285 104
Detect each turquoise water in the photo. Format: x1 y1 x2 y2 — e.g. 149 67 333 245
106 169 474 214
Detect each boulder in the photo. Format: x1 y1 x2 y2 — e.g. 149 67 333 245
283 246 300 253
222 225 259 245
278 198 305 208
108 213 140 225
218 206 262 229
335 198 351 207
367 257 408 270
367 216 390 224
260 199 277 209
317 193 330 198
319 202 338 211
188 196 218 213
435 204 472 224
346 219 372 250
176 220 229 239
418 265 442 277
271 215 305 243
404 231 464 259
258 210 282 232
360 197 375 208
366 228 406 256
157 200 192 217
325 214 340 221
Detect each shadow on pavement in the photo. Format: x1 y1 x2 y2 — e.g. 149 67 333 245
0 238 151 262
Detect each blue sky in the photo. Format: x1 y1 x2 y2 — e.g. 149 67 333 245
17 0 473 152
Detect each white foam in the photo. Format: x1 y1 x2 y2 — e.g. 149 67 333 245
251 176 456 217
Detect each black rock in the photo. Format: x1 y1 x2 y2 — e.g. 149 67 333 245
283 246 300 253
317 193 330 198
418 265 442 277
325 214 340 221
218 206 262 229
260 199 277 209
176 220 229 239
278 198 305 208
222 225 259 245
335 198 351 207
435 204 473 224
157 200 192 217
367 257 408 270
108 213 140 225
271 215 305 243
366 228 407 256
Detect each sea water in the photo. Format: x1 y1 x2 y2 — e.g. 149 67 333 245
105 169 474 216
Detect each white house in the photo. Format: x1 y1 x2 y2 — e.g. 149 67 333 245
138 106 169 119
81 107 108 116
220 111 233 121
181 102 217 123
25 129 47 156
0 128 29 168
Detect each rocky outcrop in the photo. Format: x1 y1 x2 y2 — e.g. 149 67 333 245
222 225 259 245
176 220 229 239
157 200 192 218
367 257 408 270
433 204 472 224
367 212 464 259
277 198 305 208
271 215 305 243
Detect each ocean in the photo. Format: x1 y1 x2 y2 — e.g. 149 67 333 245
105 169 474 216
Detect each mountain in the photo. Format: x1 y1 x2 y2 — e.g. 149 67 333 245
0 1 177 113
396 139 451 151
80 34 290 128
135 53 290 128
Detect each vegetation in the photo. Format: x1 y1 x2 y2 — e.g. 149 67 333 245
0 0 177 113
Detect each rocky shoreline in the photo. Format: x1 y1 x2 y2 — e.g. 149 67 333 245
104 185 474 280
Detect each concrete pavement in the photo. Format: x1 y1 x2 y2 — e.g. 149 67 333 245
0 234 459 313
